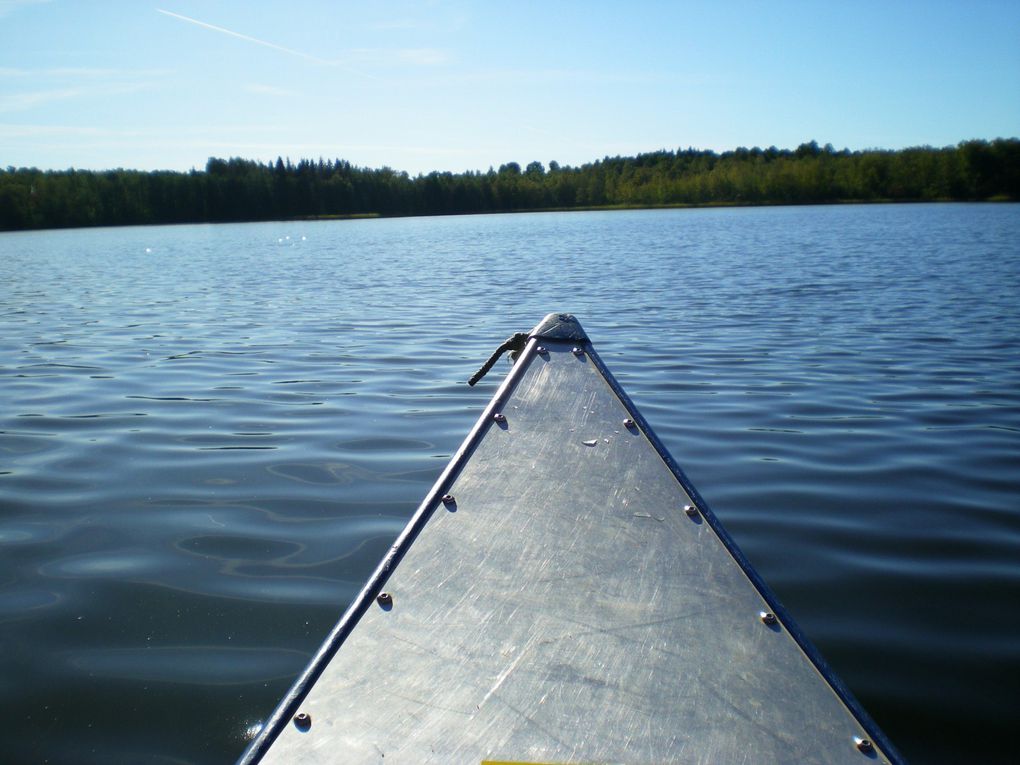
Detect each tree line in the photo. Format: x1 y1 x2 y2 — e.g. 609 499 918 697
1 139 1017 231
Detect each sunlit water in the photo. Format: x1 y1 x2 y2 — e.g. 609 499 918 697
1 205 1018 764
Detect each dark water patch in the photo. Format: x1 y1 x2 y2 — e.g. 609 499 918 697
66 646 309 685
0 589 62 621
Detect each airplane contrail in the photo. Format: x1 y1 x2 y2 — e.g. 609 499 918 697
156 8 330 65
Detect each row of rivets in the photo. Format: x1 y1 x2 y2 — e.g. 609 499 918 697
538 344 587 357
752 611 875 756
291 615 872 754
291 356 878 759
478 343 885 756
536 344 587 356
496 351 874 754
685 499 869 758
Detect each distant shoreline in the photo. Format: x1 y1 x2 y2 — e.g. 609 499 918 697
2 139 1017 232
4 197 1017 234
294 196 1015 222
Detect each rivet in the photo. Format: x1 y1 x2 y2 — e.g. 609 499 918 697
493 412 506 423
572 346 583 355
293 712 311 732
377 592 393 607
441 494 454 505
623 418 635 428
537 346 547 354
760 611 777 626
684 504 698 517
855 737 874 754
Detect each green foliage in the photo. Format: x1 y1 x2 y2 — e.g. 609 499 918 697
1 139 1018 231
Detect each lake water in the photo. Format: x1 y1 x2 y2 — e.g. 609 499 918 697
1 204 1018 764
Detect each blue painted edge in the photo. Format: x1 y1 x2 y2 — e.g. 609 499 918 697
584 340 905 765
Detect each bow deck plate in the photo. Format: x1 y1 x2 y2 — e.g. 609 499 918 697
240 313 898 765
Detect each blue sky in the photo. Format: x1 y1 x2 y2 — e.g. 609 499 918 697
1 0 1018 174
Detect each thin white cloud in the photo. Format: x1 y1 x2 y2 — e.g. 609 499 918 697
0 0 50 19
0 122 290 143
0 66 171 80
156 8 329 64
0 88 89 112
0 66 168 114
155 8 379 79
0 83 151 113
0 123 126 138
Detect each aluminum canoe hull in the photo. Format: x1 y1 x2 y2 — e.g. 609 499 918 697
239 313 900 765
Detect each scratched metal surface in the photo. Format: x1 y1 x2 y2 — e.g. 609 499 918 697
257 338 892 765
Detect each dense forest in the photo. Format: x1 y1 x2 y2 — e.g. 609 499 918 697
1 139 1017 231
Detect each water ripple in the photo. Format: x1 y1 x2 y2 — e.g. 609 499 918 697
1 205 1018 764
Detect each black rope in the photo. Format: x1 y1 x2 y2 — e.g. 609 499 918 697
467 332 528 386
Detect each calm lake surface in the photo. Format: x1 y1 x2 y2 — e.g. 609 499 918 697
1 204 1018 764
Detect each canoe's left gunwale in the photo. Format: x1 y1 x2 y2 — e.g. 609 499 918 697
237 331 548 765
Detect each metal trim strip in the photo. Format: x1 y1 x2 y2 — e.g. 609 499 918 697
236 337 543 765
